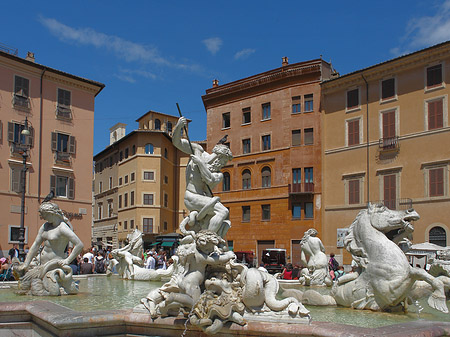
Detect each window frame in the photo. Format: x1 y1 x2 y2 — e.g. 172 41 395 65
143 218 154 233
242 107 251 125
8 225 28 244
304 94 314 112
346 117 362 147
143 193 154 205
242 138 251 154
261 204 271 221
380 77 397 103
424 95 448 130
223 171 231 191
261 166 271 188
292 96 301 114
346 87 360 112
425 63 444 91
261 102 271 120
304 128 314 145
222 112 231 129
292 129 301 146
56 88 72 120
145 143 154 155
261 134 271 151
242 205 250 222
143 170 155 181
13 75 30 110
242 169 251 190
422 161 449 198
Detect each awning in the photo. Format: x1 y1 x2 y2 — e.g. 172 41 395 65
161 242 175 247
150 242 160 246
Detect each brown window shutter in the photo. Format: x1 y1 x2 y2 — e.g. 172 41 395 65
28 126 34 147
8 122 14 142
51 132 57 151
68 177 75 199
50 175 56 194
69 136 76 154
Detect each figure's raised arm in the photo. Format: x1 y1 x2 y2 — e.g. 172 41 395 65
172 117 203 155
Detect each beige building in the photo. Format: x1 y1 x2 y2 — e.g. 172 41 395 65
93 111 190 248
321 42 450 264
0 49 104 257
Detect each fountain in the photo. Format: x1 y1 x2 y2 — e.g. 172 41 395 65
1 117 450 336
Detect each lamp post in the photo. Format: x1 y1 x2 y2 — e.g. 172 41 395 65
18 117 31 262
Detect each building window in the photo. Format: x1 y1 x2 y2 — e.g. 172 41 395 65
242 206 250 222
261 166 271 188
145 143 154 154
222 112 231 129
261 204 271 221
51 132 76 157
7 121 33 147
143 171 155 180
347 119 360 146
349 179 360 204
125 148 129 159
131 172 135 182
292 129 301 146
143 218 153 233
242 107 251 124
57 88 72 119
381 78 395 100
429 226 446 247
292 203 301 219
50 175 74 199
292 168 301 192
119 195 122 208
262 134 271 151
304 128 314 145
164 221 168 231
143 193 154 205
305 202 314 219
119 177 123 186
292 96 301 113
155 119 161 130
108 200 113 217
164 193 168 207
99 181 103 193
9 225 28 244
124 221 128 230
429 167 444 197
130 220 134 229
223 172 230 191
164 148 168 159
381 110 397 149
347 88 359 110
13 75 30 109
124 193 129 207
132 145 136 155
98 203 103 220
124 175 129 184
120 151 123 161
304 167 313 192
427 98 444 130
242 169 251 190
304 94 313 112
262 103 271 120
109 176 113 189
131 191 135 206
167 122 173 133
10 166 24 193
164 176 169 184
427 64 443 88
242 138 251 154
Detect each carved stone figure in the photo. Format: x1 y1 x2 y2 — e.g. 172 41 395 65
298 228 332 286
305 204 448 313
14 202 83 296
172 117 233 238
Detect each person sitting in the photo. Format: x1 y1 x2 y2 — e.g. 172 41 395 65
291 264 300 280
334 266 345 280
0 257 14 281
281 263 293 280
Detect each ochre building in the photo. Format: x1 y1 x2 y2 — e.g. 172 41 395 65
203 57 333 265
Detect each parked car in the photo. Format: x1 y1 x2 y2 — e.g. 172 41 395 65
262 248 286 274
234 251 255 268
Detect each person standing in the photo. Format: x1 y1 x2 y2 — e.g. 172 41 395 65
8 244 19 262
80 257 93 274
145 252 156 270
83 247 95 264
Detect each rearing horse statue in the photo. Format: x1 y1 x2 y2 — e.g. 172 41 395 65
332 203 448 313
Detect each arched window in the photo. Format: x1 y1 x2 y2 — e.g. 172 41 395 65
145 143 154 154
242 169 251 190
155 119 161 130
167 122 173 133
223 172 231 191
429 226 447 247
262 166 271 188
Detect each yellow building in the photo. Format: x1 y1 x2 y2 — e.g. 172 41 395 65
93 111 190 248
0 49 104 257
321 42 450 264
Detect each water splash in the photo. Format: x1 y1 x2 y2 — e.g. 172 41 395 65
181 306 195 337
413 300 423 320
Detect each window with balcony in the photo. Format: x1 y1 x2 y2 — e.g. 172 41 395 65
143 193 154 205
261 166 271 188
262 134 271 151
242 169 251 190
57 88 72 119
426 64 443 88
381 110 397 149
262 103 271 120
261 204 271 221
292 129 301 146
223 172 230 191
304 94 313 112
143 218 153 233
13 75 30 109
304 128 314 145
242 107 251 124
383 174 397 210
145 143 154 154
381 78 395 101
427 98 444 130
292 96 301 113
347 88 359 110
242 206 250 222
304 167 313 192
242 138 251 154
51 132 75 163
347 118 360 146
292 168 301 192
50 175 74 199
222 112 230 129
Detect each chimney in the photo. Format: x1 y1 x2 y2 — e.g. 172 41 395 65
25 51 35 63
212 79 219 88
282 56 289 66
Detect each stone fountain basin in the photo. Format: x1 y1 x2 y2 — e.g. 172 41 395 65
0 275 449 336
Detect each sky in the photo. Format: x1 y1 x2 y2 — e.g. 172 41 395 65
2 1 450 155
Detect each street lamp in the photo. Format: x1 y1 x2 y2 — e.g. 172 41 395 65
18 117 31 262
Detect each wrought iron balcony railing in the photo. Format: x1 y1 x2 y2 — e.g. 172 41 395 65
379 136 399 150
56 106 73 120
289 182 314 194
55 151 72 165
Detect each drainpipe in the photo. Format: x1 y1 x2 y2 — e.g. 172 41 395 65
38 69 46 203
361 74 369 206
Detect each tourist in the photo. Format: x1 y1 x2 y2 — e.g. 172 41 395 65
291 264 301 280
334 266 345 280
8 243 19 262
257 263 268 273
281 263 293 280
156 250 166 270
94 250 106 274
145 252 156 269
328 253 339 280
67 247 79 275
80 257 93 274
0 257 14 281
83 247 95 264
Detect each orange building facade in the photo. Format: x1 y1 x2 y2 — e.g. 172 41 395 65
203 58 333 265
0 49 104 257
321 42 450 265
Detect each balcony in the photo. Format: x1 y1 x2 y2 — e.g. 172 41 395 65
289 182 314 194
56 106 73 120
54 151 72 166
379 136 399 150
12 94 30 110
10 143 29 155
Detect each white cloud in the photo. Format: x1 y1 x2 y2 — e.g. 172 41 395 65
234 48 256 60
38 15 202 73
114 68 158 83
391 1 450 56
202 37 223 55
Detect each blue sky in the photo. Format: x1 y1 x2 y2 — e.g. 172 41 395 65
2 1 450 155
